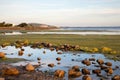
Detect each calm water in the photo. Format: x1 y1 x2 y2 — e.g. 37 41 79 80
60 27 120 31
0 46 120 80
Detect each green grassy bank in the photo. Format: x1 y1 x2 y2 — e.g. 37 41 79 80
0 34 120 53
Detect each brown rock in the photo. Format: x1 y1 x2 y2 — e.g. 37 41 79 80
82 68 90 75
92 69 101 75
68 66 82 78
0 52 5 58
105 62 112 66
56 57 61 61
18 50 24 56
2 67 19 75
72 65 80 71
57 52 62 54
105 67 113 74
47 43 52 47
25 63 35 71
48 63 54 68
68 69 82 78
112 75 120 80
50 47 54 51
54 70 65 78
0 78 5 80
100 65 108 70
82 60 91 66
97 59 104 65
82 75 92 80
89 58 95 61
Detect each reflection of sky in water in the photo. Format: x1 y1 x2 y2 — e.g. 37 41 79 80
0 46 120 80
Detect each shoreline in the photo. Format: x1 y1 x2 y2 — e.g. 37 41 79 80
27 31 120 35
1 31 120 35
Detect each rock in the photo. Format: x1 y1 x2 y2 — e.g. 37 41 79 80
68 66 82 78
97 59 104 65
0 78 5 80
112 75 120 80
2 67 19 76
82 60 91 66
50 48 54 51
89 58 95 61
25 63 35 71
74 45 79 49
57 62 61 65
68 69 82 78
18 50 24 56
92 69 101 75
57 52 62 54
37 57 41 61
0 52 5 58
47 43 52 47
100 65 108 70
105 62 112 66
54 70 65 78
82 68 90 75
72 65 80 71
56 57 61 61
105 67 113 74
48 63 54 68
82 75 92 80
21 48 25 51
43 50 46 54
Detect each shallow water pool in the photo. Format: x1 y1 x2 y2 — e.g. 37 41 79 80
0 46 120 80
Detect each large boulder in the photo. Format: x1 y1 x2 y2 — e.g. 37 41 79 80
54 70 65 78
2 67 19 76
0 52 5 58
25 63 35 71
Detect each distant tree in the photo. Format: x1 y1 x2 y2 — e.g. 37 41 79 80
0 22 5 27
4 23 13 27
17 23 28 27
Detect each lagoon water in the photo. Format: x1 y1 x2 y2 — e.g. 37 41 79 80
0 46 120 80
60 27 120 31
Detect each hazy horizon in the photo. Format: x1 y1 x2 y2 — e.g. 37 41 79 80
0 0 120 27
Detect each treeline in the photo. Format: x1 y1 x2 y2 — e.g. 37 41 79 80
0 22 28 27
0 22 13 27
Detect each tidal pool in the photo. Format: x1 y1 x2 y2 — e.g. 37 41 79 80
0 46 120 80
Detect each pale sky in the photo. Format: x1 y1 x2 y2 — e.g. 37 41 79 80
0 0 120 26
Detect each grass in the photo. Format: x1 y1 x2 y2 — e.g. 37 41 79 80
0 58 25 63
0 34 120 53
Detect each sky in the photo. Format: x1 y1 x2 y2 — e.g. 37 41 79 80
0 0 120 27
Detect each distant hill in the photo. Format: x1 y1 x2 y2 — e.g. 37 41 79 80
28 23 58 28
0 22 59 31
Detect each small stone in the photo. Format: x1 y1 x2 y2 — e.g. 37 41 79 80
56 57 61 61
48 63 54 68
